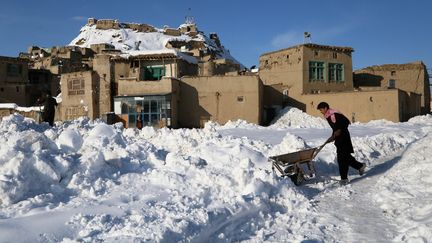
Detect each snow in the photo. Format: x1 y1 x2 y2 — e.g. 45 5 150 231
0 103 42 112
0 108 431 242
69 23 242 67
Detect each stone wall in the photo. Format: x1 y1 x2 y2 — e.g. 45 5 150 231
179 74 262 127
301 89 420 122
354 61 431 114
60 71 99 120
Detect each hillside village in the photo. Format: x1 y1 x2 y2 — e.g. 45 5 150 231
0 18 430 128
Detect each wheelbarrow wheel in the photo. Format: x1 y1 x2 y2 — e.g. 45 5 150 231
289 172 304 186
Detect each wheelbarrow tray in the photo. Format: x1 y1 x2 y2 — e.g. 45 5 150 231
270 148 317 165
269 147 321 185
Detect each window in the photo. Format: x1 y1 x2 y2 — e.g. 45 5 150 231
388 79 396 88
130 60 139 68
114 95 172 128
391 71 396 76
7 64 22 77
140 66 165 81
67 78 85 95
309 61 325 82
332 52 338 59
328 63 344 82
237 96 244 102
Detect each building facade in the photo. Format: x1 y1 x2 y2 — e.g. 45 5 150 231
259 44 354 111
1 18 429 126
179 74 262 128
354 61 431 114
258 44 423 122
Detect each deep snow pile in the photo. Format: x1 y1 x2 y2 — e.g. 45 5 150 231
0 111 431 242
375 133 432 241
269 107 328 129
0 114 314 241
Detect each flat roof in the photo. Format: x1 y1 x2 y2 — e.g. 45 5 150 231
260 43 354 57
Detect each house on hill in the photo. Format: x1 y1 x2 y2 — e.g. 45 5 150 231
58 18 260 128
0 18 429 126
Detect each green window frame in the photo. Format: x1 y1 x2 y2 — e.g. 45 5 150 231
309 61 325 82
140 66 165 81
329 63 344 82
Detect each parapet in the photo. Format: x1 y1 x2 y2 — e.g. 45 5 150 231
358 61 425 71
96 19 120 30
164 28 181 36
87 18 156 33
126 23 156 33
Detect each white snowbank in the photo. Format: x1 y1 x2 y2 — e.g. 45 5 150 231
375 133 432 241
269 107 328 129
0 103 42 112
0 111 432 242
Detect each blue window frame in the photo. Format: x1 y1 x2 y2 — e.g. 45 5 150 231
114 95 172 128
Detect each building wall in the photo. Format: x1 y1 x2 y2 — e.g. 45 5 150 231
90 44 115 54
96 19 119 30
28 69 59 102
0 57 30 105
0 57 29 84
117 77 178 96
259 46 303 108
60 71 99 120
301 89 419 122
176 59 198 77
93 55 116 116
179 75 262 127
0 85 28 105
302 45 354 93
354 61 431 114
139 59 178 78
0 109 40 122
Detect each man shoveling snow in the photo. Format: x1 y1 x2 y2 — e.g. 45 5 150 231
317 101 366 184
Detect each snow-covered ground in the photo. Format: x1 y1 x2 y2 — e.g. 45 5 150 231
0 107 431 242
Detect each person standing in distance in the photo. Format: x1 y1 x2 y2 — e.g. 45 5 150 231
317 102 366 184
37 90 57 126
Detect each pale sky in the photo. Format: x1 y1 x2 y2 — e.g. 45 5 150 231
0 0 431 72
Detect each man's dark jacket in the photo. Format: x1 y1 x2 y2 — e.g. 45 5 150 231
326 112 354 153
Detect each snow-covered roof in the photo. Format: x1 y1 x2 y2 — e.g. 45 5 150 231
68 22 243 67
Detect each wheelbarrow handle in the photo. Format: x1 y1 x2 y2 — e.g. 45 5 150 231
312 142 328 159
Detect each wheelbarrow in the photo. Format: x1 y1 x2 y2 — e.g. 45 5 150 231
269 144 326 185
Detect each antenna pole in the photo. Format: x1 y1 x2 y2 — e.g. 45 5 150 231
185 7 195 24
